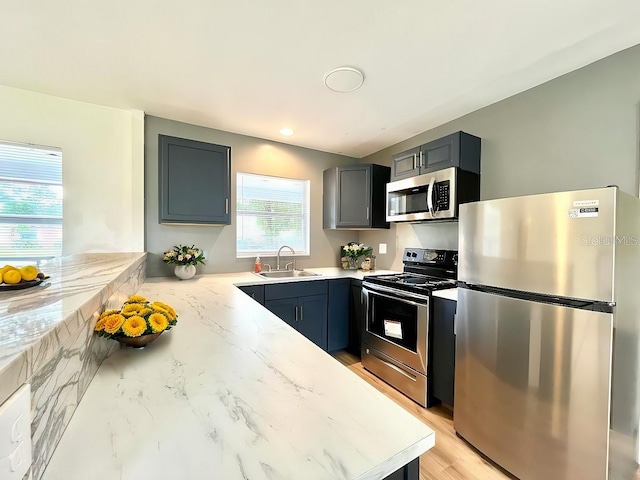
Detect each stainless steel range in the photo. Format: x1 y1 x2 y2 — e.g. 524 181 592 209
361 248 457 407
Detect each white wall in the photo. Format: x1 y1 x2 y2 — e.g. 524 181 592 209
0 85 144 254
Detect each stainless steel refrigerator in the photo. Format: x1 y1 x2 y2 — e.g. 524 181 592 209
456 186 640 480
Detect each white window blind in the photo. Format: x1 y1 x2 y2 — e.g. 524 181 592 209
0 141 63 262
236 172 310 258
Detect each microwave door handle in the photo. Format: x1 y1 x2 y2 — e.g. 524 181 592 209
427 176 436 217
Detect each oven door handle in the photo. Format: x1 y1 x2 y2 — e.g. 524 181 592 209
362 285 430 306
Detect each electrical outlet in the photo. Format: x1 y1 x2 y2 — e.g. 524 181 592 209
0 384 31 480
379 243 387 254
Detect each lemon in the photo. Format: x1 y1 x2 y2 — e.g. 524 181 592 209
0 265 17 276
3 269 21 284
0 272 3 284
20 266 38 281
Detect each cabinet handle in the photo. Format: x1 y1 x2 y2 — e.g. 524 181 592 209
294 306 298 322
412 154 417 170
300 305 303 321
419 151 424 168
225 199 229 214
366 206 370 219
453 313 457 336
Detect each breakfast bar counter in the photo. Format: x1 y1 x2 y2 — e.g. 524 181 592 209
40 269 434 479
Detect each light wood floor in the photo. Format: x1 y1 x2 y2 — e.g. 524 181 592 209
333 351 640 480
333 351 512 480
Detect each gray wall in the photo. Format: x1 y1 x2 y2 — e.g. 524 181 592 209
360 43 640 270
144 116 358 277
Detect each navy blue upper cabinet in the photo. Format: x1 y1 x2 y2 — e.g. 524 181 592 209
390 131 480 181
323 164 390 229
158 135 231 225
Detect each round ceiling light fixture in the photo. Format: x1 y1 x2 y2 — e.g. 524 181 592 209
323 67 364 93
279 127 295 136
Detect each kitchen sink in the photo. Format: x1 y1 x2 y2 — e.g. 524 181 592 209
256 270 320 279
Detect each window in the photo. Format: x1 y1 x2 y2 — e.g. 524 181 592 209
236 172 310 257
0 141 63 263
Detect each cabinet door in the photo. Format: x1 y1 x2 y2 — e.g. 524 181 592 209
391 147 421 181
419 133 459 174
349 281 365 357
298 294 328 350
265 297 298 329
336 165 370 228
158 135 231 225
328 279 350 352
418 131 481 175
432 297 456 406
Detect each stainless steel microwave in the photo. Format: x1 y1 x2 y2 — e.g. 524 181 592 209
386 167 480 222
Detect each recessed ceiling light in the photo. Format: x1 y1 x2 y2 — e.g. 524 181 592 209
323 67 364 93
280 127 295 136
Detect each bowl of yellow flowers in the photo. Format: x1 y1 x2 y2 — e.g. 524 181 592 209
94 295 178 348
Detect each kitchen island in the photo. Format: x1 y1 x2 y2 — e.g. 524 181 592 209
40 270 435 479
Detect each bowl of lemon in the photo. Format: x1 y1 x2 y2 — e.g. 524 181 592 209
0 265 49 291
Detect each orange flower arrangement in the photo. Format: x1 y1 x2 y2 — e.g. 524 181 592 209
94 295 178 340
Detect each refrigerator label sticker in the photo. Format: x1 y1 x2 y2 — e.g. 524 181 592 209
384 319 403 340
568 207 599 218
573 199 599 207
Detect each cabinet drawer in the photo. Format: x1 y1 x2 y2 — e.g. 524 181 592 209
265 280 328 301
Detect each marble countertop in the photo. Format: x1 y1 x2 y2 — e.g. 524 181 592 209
0 252 146 405
42 268 435 480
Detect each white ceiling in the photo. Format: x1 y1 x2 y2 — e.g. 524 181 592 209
2 1 640 158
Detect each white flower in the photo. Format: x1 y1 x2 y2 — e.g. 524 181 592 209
177 255 184 261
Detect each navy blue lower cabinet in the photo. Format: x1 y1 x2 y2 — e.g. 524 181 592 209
431 297 457 407
297 294 328 350
328 279 351 352
349 280 364 357
237 285 264 304
264 297 297 329
264 281 328 351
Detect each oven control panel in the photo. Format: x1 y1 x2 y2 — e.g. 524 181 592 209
402 248 452 264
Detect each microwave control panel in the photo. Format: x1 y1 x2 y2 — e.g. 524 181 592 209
433 181 450 210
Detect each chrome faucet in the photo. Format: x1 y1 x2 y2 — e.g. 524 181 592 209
276 245 295 270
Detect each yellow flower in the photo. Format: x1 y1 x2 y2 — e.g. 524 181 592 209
122 303 144 317
122 316 147 337
152 301 176 320
138 307 153 317
94 317 106 332
99 309 119 320
126 294 147 304
103 314 125 334
149 313 169 333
